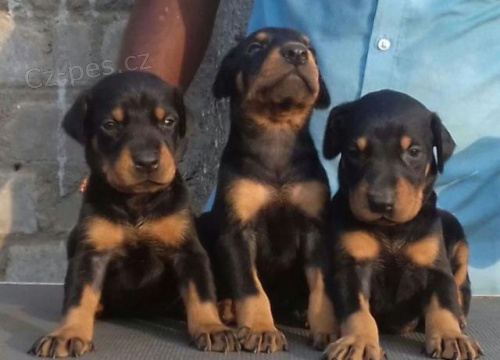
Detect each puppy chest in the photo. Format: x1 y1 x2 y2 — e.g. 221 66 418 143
340 230 441 269
83 212 191 252
226 179 329 223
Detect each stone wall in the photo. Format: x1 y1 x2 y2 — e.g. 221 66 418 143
0 0 253 282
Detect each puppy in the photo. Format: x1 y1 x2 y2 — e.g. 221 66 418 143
200 27 335 353
322 90 483 360
29 71 238 358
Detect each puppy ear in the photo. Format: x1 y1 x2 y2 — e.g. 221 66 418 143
63 91 89 145
431 113 456 173
173 88 188 137
173 89 198 159
323 103 349 159
212 48 239 99
315 73 331 109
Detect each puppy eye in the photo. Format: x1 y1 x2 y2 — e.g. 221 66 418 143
101 120 117 131
247 42 264 55
408 146 422 158
160 116 176 129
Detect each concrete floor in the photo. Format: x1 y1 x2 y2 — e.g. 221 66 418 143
1 284 498 360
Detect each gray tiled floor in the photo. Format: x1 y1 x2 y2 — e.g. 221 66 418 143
0 284 498 359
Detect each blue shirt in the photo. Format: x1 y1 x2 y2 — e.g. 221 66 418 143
208 0 500 294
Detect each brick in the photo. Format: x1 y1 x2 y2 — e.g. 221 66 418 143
66 0 89 12
53 22 94 87
0 171 37 234
93 0 134 11
0 13 53 86
101 17 127 66
3 239 66 282
2 101 86 163
4 103 59 161
6 0 60 16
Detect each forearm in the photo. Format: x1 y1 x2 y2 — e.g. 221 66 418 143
119 0 221 91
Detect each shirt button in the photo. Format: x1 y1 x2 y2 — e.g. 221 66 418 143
377 38 391 51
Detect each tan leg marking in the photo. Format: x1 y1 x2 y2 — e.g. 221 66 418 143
85 217 125 252
181 282 238 352
285 181 329 218
306 267 337 350
235 269 287 352
425 294 482 359
341 231 380 261
324 294 383 360
226 179 275 223
235 269 275 331
142 209 191 248
35 285 100 357
405 235 440 267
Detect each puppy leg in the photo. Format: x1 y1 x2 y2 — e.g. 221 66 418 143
219 227 287 353
424 271 483 359
324 263 384 360
174 240 239 353
29 250 110 358
441 210 471 326
304 227 337 350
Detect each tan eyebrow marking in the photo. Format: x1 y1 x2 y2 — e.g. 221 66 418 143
112 107 124 122
155 107 166 121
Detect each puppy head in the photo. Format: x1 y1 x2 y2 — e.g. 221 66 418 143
63 71 192 194
323 90 455 225
213 27 330 128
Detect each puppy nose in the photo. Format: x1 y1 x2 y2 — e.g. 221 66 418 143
281 43 308 66
133 151 159 173
368 191 395 214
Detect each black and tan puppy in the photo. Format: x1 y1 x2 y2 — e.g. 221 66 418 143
200 27 335 353
29 71 238 358
322 90 483 360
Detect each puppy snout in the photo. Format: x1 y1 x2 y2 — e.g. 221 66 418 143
368 190 395 215
281 42 308 66
133 150 160 173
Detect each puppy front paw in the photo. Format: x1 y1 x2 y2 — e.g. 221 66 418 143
192 323 240 353
425 332 484 359
310 331 337 351
29 329 95 358
237 326 288 353
323 335 385 360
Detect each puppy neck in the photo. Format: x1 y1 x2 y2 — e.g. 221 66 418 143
83 172 186 222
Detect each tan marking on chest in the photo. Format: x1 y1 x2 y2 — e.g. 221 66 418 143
405 236 440 267
85 211 192 251
226 179 275 223
341 231 380 261
85 217 126 252
141 210 191 248
285 181 329 218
